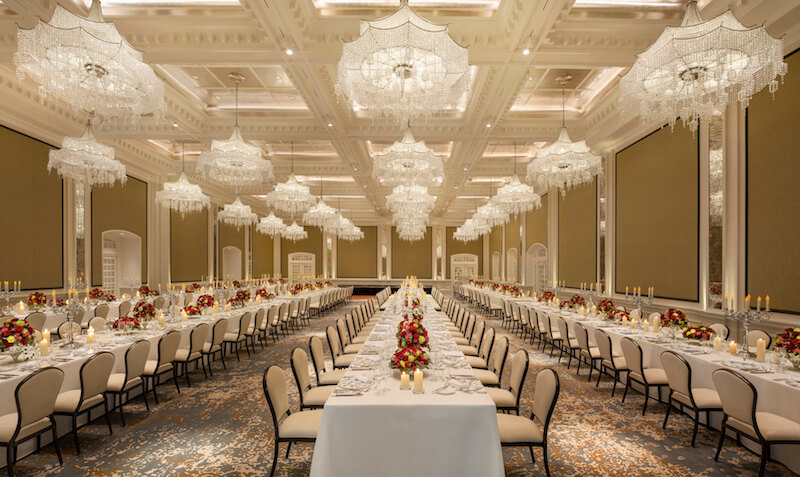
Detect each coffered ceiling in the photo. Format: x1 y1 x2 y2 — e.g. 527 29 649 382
0 0 798 225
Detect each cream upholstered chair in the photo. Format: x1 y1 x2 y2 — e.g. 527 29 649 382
224 311 253 361
473 336 509 387
24 312 46 332
153 296 167 310
574 322 600 380
263 366 322 477
465 326 494 368
54 352 115 453
278 302 290 337
0 367 65 476
326 326 356 369
620 337 668 415
746 329 772 349
453 315 476 346
290 348 335 409
107 339 151 427
488 350 529 415
462 320 487 361
57 320 81 340
555 317 579 368
661 350 722 447
143 330 182 404
337 319 361 354
594 329 628 396
203 318 228 374
252 308 268 349
267 305 280 343
87 316 106 332
174 323 210 386
308 336 346 386
119 301 133 318
345 314 366 345
497 368 560 477
708 322 729 340
712 368 800 477
94 303 110 319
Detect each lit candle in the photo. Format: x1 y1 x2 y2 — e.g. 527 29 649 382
625 286 629 299
52 289 56 300
400 371 410 390
745 294 751 309
17 301 24 313
39 339 49 356
756 338 766 362
631 318 637 328
414 368 423 393
181 309 188 321
724 294 728 312
622 315 628 326
42 328 50 343
729 341 737 355
757 296 761 313
87 326 95 343
714 337 722 351
157 310 166 326
766 295 770 312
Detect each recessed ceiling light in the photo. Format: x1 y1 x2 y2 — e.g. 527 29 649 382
327 123 333 127
215 95 221 100
172 122 179 128
522 48 530 56
285 48 293 56
191 74 199 80
274 74 281 80
486 123 492 128
353 167 358 171
463 167 468 171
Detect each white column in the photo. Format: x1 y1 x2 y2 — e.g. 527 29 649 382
482 233 490 279
604 152 615 297
723 103 747 307
272 233 281 277
322 231 329 278
548 186 559 284
699 120 710 310
500 224 506 280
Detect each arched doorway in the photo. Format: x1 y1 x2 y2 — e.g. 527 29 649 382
222 246 243 281
506 248 518 282
491 251 500 280
450 253 478 281
288 252 315 280
102 230 142 295
525 243 548 292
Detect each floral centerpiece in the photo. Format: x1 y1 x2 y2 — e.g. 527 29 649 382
303 283 313 291
103 293 116 302
597 298 615 316
89 288 105 300
570 294 586 308
227 297 244 308
182 305 201 316
132 301 155 321
325 280 332 287
197 294 215 309
397 320 429 349
609 309 630 321
255 288 270 299
26 292 47 308
559 300 572 309
391 346 429 372
315 281 323 289
267 278 276 285
138 285 159 297
540 291 555 302
235 289 251 302
775 328 800 368
289 284 303 295
112 316 141 331
49 298 66 308
661 309 688 328
683 325 712 340
279 278 286 284
189 283 202 292
232 280 242 289
1 318 36 362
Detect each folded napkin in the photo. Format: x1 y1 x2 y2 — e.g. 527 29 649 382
446 378 482 392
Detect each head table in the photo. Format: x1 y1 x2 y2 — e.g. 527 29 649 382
309 293 504 477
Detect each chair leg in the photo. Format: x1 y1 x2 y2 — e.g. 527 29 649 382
691 411 700 447
72 414 81 454
173 367 181 393
185 363 192 387
662 397 672 429
118 394 127 427
200 357 208 379
141 384 151 411
6 443 14 477
50 417 63 464
543 444 551 477
621 376 630 402
611 371 619 397
759 443 770 477
642 385 649 415
269 441 280 477
103 396 113 434
714 418 728 461
285 441 292 458
596 365 603 387
151 377 159 404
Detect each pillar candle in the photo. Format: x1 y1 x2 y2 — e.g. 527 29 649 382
631 318 637 328
39 339 49 356
622 316 628 326
414 369 423 393
714 337 722 351
756 338 766 362
157 311 166 326
400 371 410 390
729 341 737 355
87 326 95 343
42 328 50 343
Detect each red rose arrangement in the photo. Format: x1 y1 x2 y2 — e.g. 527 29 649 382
570 294 586 307
227 297 244 307
609 309 630 321
289 284 303 295
132 301 155 320
391 346 429 372
26 292 47 307
1 318 35 349
236 289 251 302
661 309 688 328
103 293 116 302
256 288 269 298
197 294 215 308
279 278 286 284
182 305 201 316
683 325 712 340
315 281 323 288
559 300 572 309
138 285 159 297
775 328 800 357
304 283 313 290
89 288 105 299
232 280 242 289
49 298 66 308
112 316 141 330
189 283 202 292
397 320 429 349
597 298 615 316
540 291 555 302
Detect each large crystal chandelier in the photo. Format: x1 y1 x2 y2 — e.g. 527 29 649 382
527 75 602 197
331 214 364 242
266 143 316 215
256 212 286 237
15 0 164 122
336 1 470 123
303 176 338 228
48 119 126 187
453 220 479 243
196 73 273 190
620 0 787 131
386 184 435 215
156 143 210 218
396 216 427 242
493 144 541 216
372 128 443 186
218 197 257 229
474 201 508 228
282 221 308 242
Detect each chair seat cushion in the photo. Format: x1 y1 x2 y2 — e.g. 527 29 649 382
278 409 324 439
550 331 562 341
581 347 600 359
333 353 356 368
0 413 50 442
459 345 478 356
352 336 367 344
174 349 201 362
487 388 516 408
755 412 800 441
223 332 244 342
54 390 105 414
343 344 362 354
496 413 543 444
107 373 142 393
568 338 579 349
629 368 668 386
303 386 335 407
672 388 722 410
466 356 488 369
318 369 347 386
203 343 221 354
144 360 173 376
453 337 469 345
602 356 628 371
473 369 499 386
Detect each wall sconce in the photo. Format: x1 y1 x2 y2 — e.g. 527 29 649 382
326 237 332 250
382 245 387 259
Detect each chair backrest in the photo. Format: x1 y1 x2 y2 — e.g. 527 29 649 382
267 305 279 325
254 308 267 331
211 318 227 346
156 330 182 366
308 335 328 382
708 322 729 340
153 296 167 310
25 312 46 332
660 350 692 401
263 366 291 433
291 348 312 394
337 319 350 346
463 315 476 340
630 308 642 321
594 329 613 362
620 337 644 376
490 336 509 376
119 301 133 317
471 320 485 347
94 304 110 318
190 322 211 353
80 352 115 402
532 368 560 441
238 312 253 338
124 340 151 382
648 312 660 323
279 302 289 320
16 367 64 428
537 311 549 337
88 316 106 331
289 300 298 317
58 320 81 339
326 326 343 357
555 317 569 345
508 350 530 402
712 368 759 437
746 329 771 349
345 314 357 340
479 326 495 360
574 322 590 351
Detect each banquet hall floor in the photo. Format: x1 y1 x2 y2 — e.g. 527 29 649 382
11 295 795 476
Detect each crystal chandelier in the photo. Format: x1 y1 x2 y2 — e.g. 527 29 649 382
218 197 257 229
453 220 479 243
156 143 210 218
469 216 491 236
620 0 787 131
396 217 427 242
196 73 273 190
372 128 443 186
266 142 316 215
331 214 364 242
386 184 436 216
526 75 602 197
48 119 126 187
335 1 471 123
474 201 508 227
15 0 164 122
282 221 308 242
493 144 542 216
303 176 338 228
256 212 286 237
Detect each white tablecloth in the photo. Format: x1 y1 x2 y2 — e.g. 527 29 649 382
310 294 504 477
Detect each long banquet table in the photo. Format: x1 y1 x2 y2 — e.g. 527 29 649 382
310 294 504 477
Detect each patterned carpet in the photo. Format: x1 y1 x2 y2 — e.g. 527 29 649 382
11 294 797 476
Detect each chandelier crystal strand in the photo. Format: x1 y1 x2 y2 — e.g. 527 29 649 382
156 143 210 218
256 212 286 237
282 221 308 242
526 75 602 197
303 175 339 228
372 127 444 186
15 0 164 123
386 184 436 216
196 73 273 190
619 0 787 131
493 144 542 215
266 142 316 215
217 197 258 229
473 181 508 227
48 119 126 187
335 3 471 124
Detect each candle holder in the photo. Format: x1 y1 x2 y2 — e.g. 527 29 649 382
0 289 13 314
61 299 84 350
627 293 654 318
580 288 598 307
725 306 770 361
